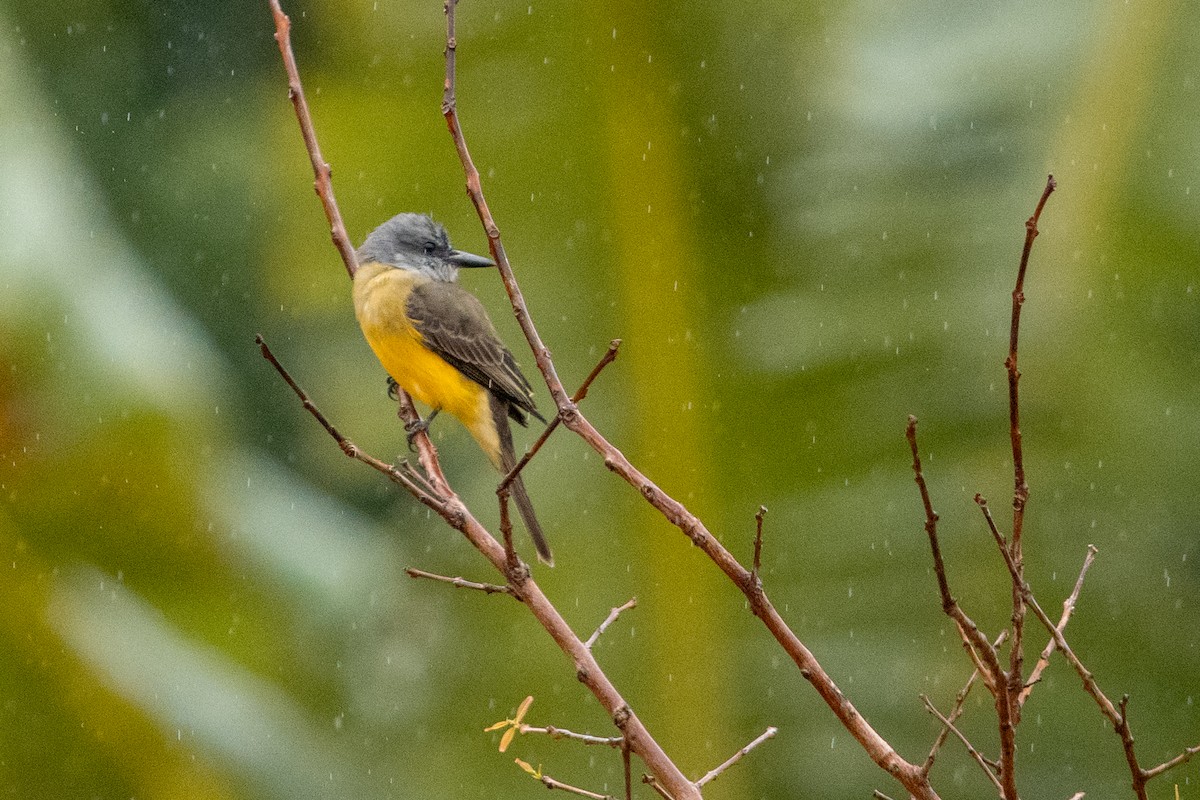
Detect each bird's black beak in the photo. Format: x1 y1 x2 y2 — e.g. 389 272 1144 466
447 249 495 268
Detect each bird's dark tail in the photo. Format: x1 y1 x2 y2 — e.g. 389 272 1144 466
491 395 553 566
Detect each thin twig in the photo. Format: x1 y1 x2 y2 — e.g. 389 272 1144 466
585 598 638 650
268 4 689 797
641 775 672 800
1005 174 1057 720
954 620 1002 698
256 336 445 512
267 0 445 492
515 760 615 800
1006 174 1057 540
985 519 1121 727
266 327 674 797
392 379 450 496
922 630 1009 776
980 508 1159 799
535 778 613 800
751 506 767 580
908 418 1016 800
1019 545 1098 705
497 487 518 575
441 2 937 797
498 338 622 493
435 6 694 797
405 568 514 596
907 421 1004 683
921 695 1003 792
695 726 778 788
517 725 624 748
266 0 357 278
1116 695 1151 800
974 496 1006 547
1142 742 1200 780
873 792 899 800
622 741 632 800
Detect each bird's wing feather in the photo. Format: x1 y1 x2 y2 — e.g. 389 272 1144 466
407 280 542 423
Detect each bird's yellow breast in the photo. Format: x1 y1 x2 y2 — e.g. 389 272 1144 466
352 261 498 461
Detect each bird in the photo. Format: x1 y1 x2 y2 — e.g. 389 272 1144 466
351 212 552 566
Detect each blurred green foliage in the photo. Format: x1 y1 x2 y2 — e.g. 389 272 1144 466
1 0 1198 798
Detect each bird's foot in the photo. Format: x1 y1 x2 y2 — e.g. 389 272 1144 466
404 409 440 451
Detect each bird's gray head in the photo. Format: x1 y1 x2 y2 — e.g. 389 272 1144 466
357 212 494 282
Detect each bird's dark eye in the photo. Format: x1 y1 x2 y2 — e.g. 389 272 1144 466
423 242 436 255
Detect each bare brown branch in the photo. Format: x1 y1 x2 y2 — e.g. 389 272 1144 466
1142 742 1200 780
584 598 637 650
909 419 1016 800
266 2 697 794
260 300 682 800
266 0 357 278
275 347 686 796
1019 545 1097 706
517 725 624 748
622 742 632 800
437 3 943 798
1116 696 1147 800
405 568 515 596
922 630 1008 776
921 694 1002 792
985 521 1122 730
751 505 767 580
1004 174 1057 717
642 774 672 800
499 338 622 493
1006 174 1057 539
256 336 445 513
978 509 1183 799
695 727 778 789
516 760 616 800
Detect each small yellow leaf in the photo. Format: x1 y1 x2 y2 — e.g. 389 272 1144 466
514 757 540 778
514 695 534 724
499 725 517 753
484 719 509 733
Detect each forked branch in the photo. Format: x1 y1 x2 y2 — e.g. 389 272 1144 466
267 4 696 796
439 5 937 798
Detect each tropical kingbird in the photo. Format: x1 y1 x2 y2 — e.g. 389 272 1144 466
352 213 552 566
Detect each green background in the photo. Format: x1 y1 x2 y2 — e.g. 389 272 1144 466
1 0 1197 797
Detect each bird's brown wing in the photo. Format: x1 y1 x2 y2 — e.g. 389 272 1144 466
407 280 543 424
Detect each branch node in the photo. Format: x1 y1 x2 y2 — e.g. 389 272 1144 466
612 704 632 730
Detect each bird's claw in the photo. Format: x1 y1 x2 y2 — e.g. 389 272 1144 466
403 409 439 452
404 418 429 452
